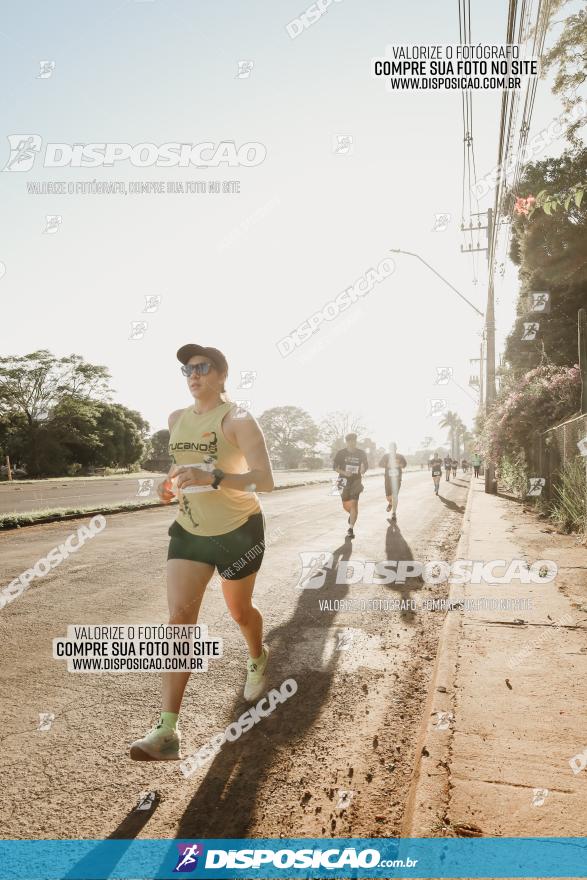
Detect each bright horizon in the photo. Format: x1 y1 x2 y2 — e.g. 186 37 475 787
0 0 581 454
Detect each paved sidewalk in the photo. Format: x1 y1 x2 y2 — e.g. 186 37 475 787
406 476 587 837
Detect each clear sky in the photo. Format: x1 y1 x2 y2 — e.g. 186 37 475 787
0 0 580 454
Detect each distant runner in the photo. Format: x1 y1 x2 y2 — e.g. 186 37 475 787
472 451 482 478
461 458 469 474
451 458 458 478
333 433 368 539
430 453 443 495
444 455 452 481
379 442 407 522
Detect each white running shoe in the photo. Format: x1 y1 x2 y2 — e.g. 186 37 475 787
129 719 181 761
243 645 269 702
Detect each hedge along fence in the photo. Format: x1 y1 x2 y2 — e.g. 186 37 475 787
528 412 587 532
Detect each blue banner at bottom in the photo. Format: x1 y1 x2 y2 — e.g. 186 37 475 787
0 838 586 879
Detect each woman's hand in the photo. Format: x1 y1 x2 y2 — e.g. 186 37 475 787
156 478 175 504
172 465 214 491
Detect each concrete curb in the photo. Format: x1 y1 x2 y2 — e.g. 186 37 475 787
401 474 475 837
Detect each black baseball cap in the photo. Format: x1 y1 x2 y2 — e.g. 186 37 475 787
176 344 229 375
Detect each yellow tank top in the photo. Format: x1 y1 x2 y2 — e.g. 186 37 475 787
168 402 261 537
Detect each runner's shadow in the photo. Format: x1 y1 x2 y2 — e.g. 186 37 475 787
172 539 354 839
437 495 465 513
59 794 161 878
383 521 421 623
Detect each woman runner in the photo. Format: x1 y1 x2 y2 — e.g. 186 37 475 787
130 344 274 761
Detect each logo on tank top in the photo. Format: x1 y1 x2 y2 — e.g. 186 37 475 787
169 431 218 456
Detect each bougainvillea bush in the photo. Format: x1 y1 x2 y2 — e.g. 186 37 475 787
481 364 581 462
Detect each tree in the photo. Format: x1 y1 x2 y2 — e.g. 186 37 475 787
0 410 29 470
320 411 366 456
93 403 149 468
258 406 318 468
151 429 170 458
36 398 149 474
461 429 474 459
453 417 467 460
0 351 112 475
413 436 436 465
439 411 459 458
543 1 587 145
505 148 587 375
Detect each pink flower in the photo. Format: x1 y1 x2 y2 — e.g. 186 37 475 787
514 194 536 217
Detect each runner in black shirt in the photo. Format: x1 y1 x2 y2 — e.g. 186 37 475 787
430 454 443 495
444 456 452 481
379 442 407 522
333 433 368 539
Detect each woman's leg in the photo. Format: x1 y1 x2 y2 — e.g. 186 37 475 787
391 478 401 514
162 558 214 714
222 571 263 658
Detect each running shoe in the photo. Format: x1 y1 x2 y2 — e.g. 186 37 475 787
386 502 392 512
244 644 270 702
129 720 181 761
347 527 355 539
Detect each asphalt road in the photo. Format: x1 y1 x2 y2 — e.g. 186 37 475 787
0 470 468 843
0 470 359 515
0 474 167 514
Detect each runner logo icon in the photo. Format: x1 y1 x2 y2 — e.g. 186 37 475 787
3 134 42 171
174 843 204 872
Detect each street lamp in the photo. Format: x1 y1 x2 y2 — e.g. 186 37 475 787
389 249 484 318
390 248 497 491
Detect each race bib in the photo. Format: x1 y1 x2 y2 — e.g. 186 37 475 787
345 464 359 475
432 468 441 476
175 462 215 494
388 467 401 477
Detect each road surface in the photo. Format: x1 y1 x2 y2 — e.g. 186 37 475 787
0 470 366 516
0 470 468 842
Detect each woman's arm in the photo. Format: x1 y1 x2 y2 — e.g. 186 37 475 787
156 409 185 503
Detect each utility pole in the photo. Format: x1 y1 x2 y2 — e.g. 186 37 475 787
460 207 497 491
469 333 485 409
480 333 485 409
580 308 587 415
484 210 497 493
484 208 496 408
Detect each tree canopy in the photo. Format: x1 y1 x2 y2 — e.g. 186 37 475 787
258 406 318 468
0 352 149 476
505 148 587 375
